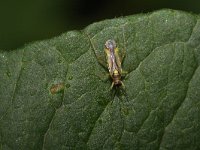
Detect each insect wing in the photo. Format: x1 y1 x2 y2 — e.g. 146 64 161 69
104 48 114 76
114 47 123 74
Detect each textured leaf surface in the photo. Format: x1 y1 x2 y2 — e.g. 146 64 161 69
0 9 200 150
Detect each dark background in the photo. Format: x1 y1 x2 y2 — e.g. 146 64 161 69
0 0 199 50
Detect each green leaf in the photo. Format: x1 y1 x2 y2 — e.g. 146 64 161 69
0 9 200 150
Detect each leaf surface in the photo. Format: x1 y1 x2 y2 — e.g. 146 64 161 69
0 9 200 150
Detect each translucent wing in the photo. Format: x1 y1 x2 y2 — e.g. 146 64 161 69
95 51 107 69
114 47 123 74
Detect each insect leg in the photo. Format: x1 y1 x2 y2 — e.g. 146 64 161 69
109 82 115 90
121 70 128 76
120 81 125 89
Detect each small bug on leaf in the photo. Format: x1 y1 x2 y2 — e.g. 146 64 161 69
104 39 126 89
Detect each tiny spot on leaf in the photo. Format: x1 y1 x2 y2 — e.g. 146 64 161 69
65 83 70 88
68 76 73 80
57 58 62 63
122 107 129 116
50 82 65 94
6 71 11 77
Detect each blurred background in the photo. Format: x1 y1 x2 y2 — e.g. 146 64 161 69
0 0 199 50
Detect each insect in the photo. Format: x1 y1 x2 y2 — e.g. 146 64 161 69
104 39 125 89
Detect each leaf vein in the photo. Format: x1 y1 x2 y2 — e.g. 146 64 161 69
188 18 198 42
0 49 24 121
158 60 199 149
86 101 111 146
